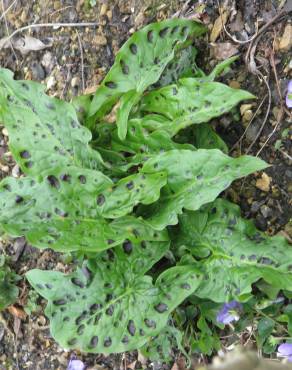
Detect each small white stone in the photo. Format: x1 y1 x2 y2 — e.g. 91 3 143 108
46 75 56 90
12 164 20 178
2 127 8 136
71 76 80 88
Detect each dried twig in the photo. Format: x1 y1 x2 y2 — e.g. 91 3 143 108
1 0 18 61
246 70 272 154
256 37 284 156
230 95 267 154
0 22 101 49
245 10 288 73
76 29 85 93
216 0 259 44
0 0 17 22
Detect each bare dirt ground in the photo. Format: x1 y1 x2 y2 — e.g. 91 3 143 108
0 0 291 369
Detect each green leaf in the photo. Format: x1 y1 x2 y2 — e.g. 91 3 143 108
0 264 19 310
140 324 188 363
256 318 275 347
173 124 228 153
26 245 201 354
88 19 207 139
0 68 104 178
139 149 267 229
140 78 255 136
106 119 195 155
193 124 228 153
0 172 168 252
174 198 292 302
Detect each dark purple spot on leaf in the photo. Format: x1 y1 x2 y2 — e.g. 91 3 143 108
94 312 102 325
105 81 117 89
77 324 85 335
20 150 31 159
78 175 86 184
15 195 23 204
154 303 168 313
71 278 85 288
171 25 179 34
120 60 129 75
97 194 105 206
144 318 156 328
147 30 153 42
129 43 137 54
90 336 99 348
60 174 71 182
126 181 134 190
106 305 114 316
122 336 129 344
24 161 33 168
104 337 112 347
67 338 77 346
122 239 133 254
47 175 60 189
127 320 136 336
180 283 191 290
53 299 66 306
159 27 169 38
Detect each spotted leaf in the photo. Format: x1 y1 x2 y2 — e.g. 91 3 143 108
0 69 104 178
139 149 268 229
0 171 168 252
26 248 201 353
174 199 292 302
140 78 254 136
88 19 207 139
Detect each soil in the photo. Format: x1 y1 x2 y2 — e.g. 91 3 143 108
0 0 291 369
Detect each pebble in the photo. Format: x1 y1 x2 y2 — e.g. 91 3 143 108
2 127 8 136
12 164 20 178
0 163 9 173
71 76 80 88
42 52 55 73
256 172 271 192
46 76 56 90
260 205 272 218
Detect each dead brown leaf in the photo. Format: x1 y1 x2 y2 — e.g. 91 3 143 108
8 305 27 320
211 42 238 60
210 11 228 42
278 23 292 51
0 36 53 54
256 173 271 192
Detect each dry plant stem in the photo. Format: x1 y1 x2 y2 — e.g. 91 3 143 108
76 29 85 93
256 44 285 157
217 0 259 44
0 22 101 49
245 10 288 72
1 0 18 61
230 95 267 154
246 70 271 154
0 0 17 22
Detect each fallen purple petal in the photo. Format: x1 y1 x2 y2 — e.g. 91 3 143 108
278 343 292 357
216 300 242 325
286 80 292 108
67 359 86 370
